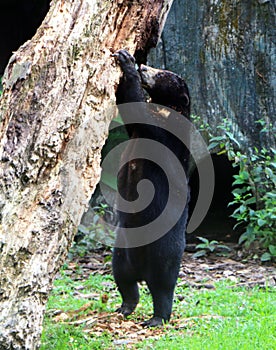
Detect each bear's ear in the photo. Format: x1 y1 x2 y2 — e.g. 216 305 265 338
181 91 190 107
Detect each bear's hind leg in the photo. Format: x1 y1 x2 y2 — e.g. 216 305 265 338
143 266 179 327
143 287 174 327
115 279 139 317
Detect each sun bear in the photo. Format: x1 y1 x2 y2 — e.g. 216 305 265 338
112 49 191 327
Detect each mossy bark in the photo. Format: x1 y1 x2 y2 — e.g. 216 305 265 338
149 0 275 150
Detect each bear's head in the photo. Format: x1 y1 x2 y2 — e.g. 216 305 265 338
139 65 190 118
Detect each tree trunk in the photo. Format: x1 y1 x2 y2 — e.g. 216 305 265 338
0 0 173 348
149 0 275 150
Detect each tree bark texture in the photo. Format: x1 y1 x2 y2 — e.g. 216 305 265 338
0 0 173 348
149 0 275 150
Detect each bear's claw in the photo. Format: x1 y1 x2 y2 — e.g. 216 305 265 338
112 49 136 67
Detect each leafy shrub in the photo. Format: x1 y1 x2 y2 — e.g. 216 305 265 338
208 118 276 261
193 237 231 258
229 148 276 261
71 204 115 257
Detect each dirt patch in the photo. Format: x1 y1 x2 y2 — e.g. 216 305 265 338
67 245 276 288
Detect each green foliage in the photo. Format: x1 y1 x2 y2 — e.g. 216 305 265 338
208 118 276 260
230 149 276 257
191 115 212 140
261 245 276 262
100 115 128 190
72 204 115 256
193 237 231 258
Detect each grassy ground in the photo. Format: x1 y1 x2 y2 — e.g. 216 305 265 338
41 258 276 350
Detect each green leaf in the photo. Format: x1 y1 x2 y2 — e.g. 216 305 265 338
265 192 276 199
225 131 241 148
217 245 231 251
196 243 208 249
268 245 276 256
227 150 235 158
239 205 247 214
244 197 256 205
197 237 209 244
209 136 225 142
210 240 219 245
233 221 244 230
232 187 249 195
238 232 248 245
232 178 244 185
265 167 275 179
192 250 207 258
240 170 249 180
257 218 266 227
208 142 220 151
260 252 271 262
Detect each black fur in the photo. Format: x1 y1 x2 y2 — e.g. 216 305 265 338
112 50 190 327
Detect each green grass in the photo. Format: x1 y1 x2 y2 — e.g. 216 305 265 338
140 282 276 350
41 269 276 349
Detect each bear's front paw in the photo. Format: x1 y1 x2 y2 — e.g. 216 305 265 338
112 49 136 70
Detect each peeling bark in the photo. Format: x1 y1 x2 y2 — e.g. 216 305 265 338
0 0 173 348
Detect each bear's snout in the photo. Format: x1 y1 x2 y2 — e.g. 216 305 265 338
139 64 148 72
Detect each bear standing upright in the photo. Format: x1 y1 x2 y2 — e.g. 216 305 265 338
112 50 191 327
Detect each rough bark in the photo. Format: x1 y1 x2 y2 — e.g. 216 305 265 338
149 0 275 150
0 0 173 348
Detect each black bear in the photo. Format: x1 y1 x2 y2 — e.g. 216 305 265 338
112 49 190 327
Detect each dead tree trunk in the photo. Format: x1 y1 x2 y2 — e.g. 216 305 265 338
0 0 173 348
